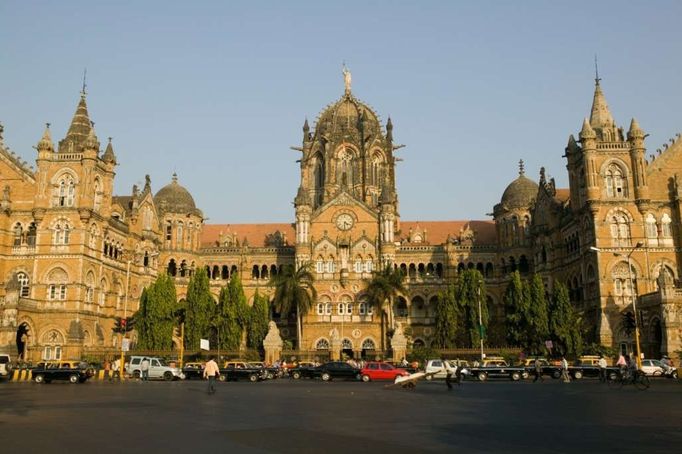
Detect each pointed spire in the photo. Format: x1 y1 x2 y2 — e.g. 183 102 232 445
580 118 596 140
102 137 117 163
84 121 99 150
144 175 152 193
37 123 54 152
627 117 645 141
566 134 579 152
518 159 525 176
386 117 393 141
589 77 615 130
303 118 309 133
59 92 92 152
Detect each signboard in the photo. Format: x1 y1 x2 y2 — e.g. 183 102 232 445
200 338 210 351
121 338 130 352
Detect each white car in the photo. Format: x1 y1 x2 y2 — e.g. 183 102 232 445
640 359 677 378
0 354 11 379
126 356 184 380
424 359 468 380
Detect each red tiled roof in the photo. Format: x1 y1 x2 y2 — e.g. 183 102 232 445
201 219 497 247
398 220 497 245
201 223 295 247
555 188 570 202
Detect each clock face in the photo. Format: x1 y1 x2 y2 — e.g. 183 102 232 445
336 213 354 231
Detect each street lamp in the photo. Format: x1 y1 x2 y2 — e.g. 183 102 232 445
590 241 644 369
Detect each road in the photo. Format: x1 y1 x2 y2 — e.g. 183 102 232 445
1 378 680 453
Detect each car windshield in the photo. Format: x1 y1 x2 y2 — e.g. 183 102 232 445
155 359 167 366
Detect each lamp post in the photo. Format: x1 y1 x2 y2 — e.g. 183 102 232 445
590 242 644 369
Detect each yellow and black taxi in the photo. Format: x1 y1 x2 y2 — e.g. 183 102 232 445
32 360 95 384
182 362 205 380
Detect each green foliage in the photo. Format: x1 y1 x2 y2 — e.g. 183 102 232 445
184 268 215 350
433 283 459 348
248 291 270 350
269 263 317 350
365 266 406 349
527 274 549 354
216 285 241 350
583 342 616 358
407 346 438 366
504 271 530 347
136 274 177 350
548 282 583 357
456 269 488 348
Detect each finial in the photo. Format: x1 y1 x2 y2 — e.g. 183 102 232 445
518 159 525 176
594 54 600 85
342 62 352 95
81 68 88 96
172 172 178 183
108 136 112 143
46 122 50 129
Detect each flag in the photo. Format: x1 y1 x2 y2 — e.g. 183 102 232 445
200 339 210 351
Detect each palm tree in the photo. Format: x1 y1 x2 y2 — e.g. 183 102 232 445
365 266 406 350
269 262 317 350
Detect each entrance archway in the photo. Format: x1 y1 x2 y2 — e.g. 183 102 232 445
342 339 354 359
361 338 376 359
15 322 30 361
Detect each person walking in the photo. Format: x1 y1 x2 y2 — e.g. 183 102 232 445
203 356 220 395
443 358 454 390
533 358 544 383
598 355 608 383
560 357 571 383
112 358 121 381
140 357 150 381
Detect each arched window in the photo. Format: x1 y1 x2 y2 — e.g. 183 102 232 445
371 152 384 187
176 221 184 248
167 259 177 277
88 224 99 249
361 338 376 350
54 174 76 207
41 330 65 360
16 272 30 297
354 256 363 273
312 152 325 206
165 221 172 242
612 262 637 304
325 258 335 273
53 221 71 245
99 279 107 306
180 260 188 277
364 257 374 273
605 164 626 198
661 214 672 237
609 213 631 246
316 302 325 315
316 338 330 350
316 257 325 274
338 148 353 188
645 213 658 239
13 223 22 246
85 272 95 303
47 268 68 301
93 178 102 212
27 222 37 246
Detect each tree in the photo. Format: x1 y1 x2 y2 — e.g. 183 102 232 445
549 282 583 357
365 266 406 350
504 271 530 347
216 285 241 350
456 269 488 348
228 273 250 348
433 283 459 348
248 290 270 350
184 268 215 351
269 263 317 350
136 273 176 350
527 274 550 354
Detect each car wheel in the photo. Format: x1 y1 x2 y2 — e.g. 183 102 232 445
653 370 662 377
292 371 301 380
672 371 678 379
163 371 173 381
34 374 45 384
69 374 79 384
133 370 141 379
249 374 258 382
425 374 433 381
521 371 529 380
608 372 618 381
218 374 227 382
511 372 521 381
321 372 331 382
361 374 371 382
478 372 488 382
267 373 274 380
552 370 561 379
573 370 583 380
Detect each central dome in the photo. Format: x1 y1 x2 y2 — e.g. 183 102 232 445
154 173 201 216
316 93 382 136
501 174 538 209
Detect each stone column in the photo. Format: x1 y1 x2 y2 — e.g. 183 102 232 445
330 328 341 361
262 321 283 365
391 322 407 363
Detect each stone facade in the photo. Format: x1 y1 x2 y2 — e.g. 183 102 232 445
1 74 681 361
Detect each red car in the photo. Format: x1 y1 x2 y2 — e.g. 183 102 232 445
360 362 409 382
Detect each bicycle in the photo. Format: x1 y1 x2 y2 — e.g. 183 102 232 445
607 369 650 390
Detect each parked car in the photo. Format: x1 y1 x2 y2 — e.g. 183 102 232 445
424 359 471 380
573 356 619 380
360 362 409 382
641 359 678 378
219 361 266 382
32 361 94 384
289 361 319 380
182 362 205 380
249 362 280 379
126 356 184 381
469 358 526 381
0 354 11 380
314 361 361 381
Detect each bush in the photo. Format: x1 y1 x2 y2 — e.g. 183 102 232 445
582 343 617 359
407 346 438 367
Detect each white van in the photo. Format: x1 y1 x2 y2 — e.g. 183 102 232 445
126 356 184 381
0 354 12 379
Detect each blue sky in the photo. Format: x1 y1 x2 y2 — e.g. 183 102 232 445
1 1 681 223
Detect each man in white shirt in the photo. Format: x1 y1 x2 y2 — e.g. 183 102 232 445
203 356 220 395
598 356 608 383
442 357 454 390
560 357 570 383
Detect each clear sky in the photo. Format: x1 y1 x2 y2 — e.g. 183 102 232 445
1 1 681 223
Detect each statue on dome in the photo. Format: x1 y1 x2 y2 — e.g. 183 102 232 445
342 64 352 94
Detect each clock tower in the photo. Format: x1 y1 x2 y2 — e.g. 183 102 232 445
292 69 400 356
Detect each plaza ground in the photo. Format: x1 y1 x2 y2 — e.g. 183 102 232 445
1 378 680 453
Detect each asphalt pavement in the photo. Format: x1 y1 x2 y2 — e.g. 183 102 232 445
1 377 680 453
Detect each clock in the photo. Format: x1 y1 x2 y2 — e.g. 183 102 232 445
336 213 354 231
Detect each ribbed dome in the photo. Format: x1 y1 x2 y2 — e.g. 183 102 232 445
316 93 382 136
501 174 538 209
154 173 200 215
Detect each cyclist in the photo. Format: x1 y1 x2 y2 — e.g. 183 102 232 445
660 356 672 374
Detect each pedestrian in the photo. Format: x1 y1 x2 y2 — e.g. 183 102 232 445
112 358 121 381
203 356 220 395
140 357 150 381
598 355 608 383
443 357 454 390
454 361 463 385
104 359 111 381
616 353 626 373
533 358 544 383
560 356 570 383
